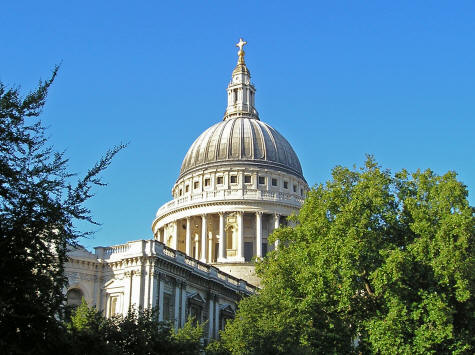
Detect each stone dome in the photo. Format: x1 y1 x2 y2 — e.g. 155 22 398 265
153 39 309 287
179 117 304 180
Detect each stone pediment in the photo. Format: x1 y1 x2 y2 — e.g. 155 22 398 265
219 304 234 314
103 278 123 291
187 291 205 304
67 244 98 262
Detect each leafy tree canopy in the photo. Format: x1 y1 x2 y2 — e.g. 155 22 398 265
67 300 204 355
0 68 124 354
220 157 474 354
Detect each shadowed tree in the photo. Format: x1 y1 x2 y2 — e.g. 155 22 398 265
0 67 124 354
67 300 204 354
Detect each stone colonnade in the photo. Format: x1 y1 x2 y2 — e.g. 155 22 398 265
157 212 284 263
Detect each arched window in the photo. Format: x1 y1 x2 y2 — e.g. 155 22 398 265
66 288 84 308
226 226 235 250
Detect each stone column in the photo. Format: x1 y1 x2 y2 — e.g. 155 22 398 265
214 297 220 338
274 213 280 249
124 271 133 313
151 269 159 309
208 229 214 263
256 212 263 258
208 293 215 339
174 282 180 329
158 274 164 321
173 221 179 250
180 282 187 327
218 212 225 262
185 217 192 256
143 264 150 308
237 211 244 261
194 234 199 259
200 214 207 263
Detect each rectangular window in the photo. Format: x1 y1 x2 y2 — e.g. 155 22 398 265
204 178 210 187
179 189 182 196
194 181 199 189
283 181 288 189
244 242 253 262
271 178 277 187
244 175 251 184
258 176 265 185
293 184 297 193
300 188 304 196
185 185 189 192
230 175 237 184
110 296 118 316
190 305 202 324
163 294 173 321
217 176 223 185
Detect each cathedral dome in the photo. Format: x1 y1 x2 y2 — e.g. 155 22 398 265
179 117 304 180
153 39 309 286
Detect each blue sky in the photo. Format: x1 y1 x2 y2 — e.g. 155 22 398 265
1 1 474 249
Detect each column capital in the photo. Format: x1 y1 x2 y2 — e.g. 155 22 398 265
174 277 186 285
218 211 226 216
256 211 263 216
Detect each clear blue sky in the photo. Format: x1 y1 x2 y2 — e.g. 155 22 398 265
1 1 474 249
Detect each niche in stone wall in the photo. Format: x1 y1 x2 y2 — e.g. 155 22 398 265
225 213 237 256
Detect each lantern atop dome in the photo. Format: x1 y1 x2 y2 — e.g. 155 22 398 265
224 38 259 121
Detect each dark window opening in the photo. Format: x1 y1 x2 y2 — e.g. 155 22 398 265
262 243 268 257
258 176 265 185
244 175 251 184
163 294 174 321
244 242 253 262
271 178 277 186
230 175 237 184
189 304 202 324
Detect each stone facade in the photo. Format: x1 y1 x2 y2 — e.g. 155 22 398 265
64 39 307 339
65 240 255 339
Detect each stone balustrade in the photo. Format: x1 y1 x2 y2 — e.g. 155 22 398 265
94 239 257 294
157 188 304 216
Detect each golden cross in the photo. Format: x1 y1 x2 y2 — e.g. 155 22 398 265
236 38 247 52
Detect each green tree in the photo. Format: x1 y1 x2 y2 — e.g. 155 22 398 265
67 301 204 354
220 157 474 354
172 317 205 355
68 299 118 354
0 68 124 354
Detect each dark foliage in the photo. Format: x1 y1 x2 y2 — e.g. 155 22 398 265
66 300 204 355
0 68 124 354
